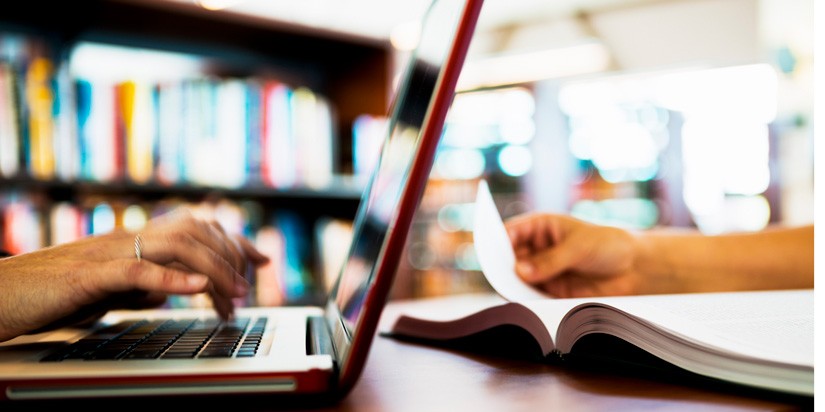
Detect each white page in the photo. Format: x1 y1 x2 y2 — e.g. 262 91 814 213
473 180 548 302
606 290 814 366
525 290 813 367
520 290 814 396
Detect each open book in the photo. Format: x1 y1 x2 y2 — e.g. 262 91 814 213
384 180 814 397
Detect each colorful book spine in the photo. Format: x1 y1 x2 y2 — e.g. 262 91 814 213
182 77 212 186
2 42 344 191
74 79 92 179
119 80 155 184
155 81 184 185
214 78 247 188
80 78 117 182
245 79 263 186
24 56 56 180
53 63 80 182
0 62 20 178
261 81 295 188
292 87 334 189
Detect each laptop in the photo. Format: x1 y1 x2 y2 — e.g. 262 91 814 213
0 0 483 402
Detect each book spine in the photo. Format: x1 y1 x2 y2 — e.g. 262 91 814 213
150 83 161 184
155 81 184 185
112 82 128 182
123 80 154 184
214 78 247 188
262 81 295 188
74 79 93 180
82 79 115 182
54 62 80 182
0 62 20 178
24 55 56 180
245 79 263 186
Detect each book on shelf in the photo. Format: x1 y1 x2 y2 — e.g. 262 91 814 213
0 60 20 178
118 79 155 184
113 81 130 181
0 34 57 180
259 80 293 188
292 86 334 189
184 77 250 188
76 77 118 182
244 79 264 187
382 180 814 397
72 72 341 189
260 82 336 189
23 53 56 180
155 80 184 185
53 62 81 182
1 34 347 190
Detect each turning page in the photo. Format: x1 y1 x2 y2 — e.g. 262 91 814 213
472 180 547 302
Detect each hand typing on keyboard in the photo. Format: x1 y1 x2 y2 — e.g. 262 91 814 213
0 207 270 343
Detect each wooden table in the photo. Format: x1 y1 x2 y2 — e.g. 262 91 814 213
7 299 812 411
326 299 813 412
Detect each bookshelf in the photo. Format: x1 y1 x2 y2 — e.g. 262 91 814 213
0 0 392 306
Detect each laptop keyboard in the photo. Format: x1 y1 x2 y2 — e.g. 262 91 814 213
40 316 267 362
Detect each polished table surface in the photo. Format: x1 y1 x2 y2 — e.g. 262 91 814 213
8 299 813 411
326 298 812 412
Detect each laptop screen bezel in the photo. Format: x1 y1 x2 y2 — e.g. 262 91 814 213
321 0 484 396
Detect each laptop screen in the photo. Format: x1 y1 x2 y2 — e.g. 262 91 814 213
327 0 475 345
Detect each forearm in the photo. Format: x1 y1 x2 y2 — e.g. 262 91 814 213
634 225 814 294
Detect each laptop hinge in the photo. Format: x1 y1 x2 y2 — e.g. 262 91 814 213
307 315 336 362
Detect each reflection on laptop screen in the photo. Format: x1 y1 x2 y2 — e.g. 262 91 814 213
329 0 466 336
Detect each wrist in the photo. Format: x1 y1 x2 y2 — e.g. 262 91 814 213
631 230 682 294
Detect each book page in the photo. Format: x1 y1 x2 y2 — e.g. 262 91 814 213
384 294 560 356
548 290 813 367
622 290 812 366
473 180 548 302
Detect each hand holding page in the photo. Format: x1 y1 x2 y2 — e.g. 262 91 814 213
385 180 814 397
472 180 547 302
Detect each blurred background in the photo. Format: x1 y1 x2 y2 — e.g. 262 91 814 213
336 0 816 299
0 0 815 305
